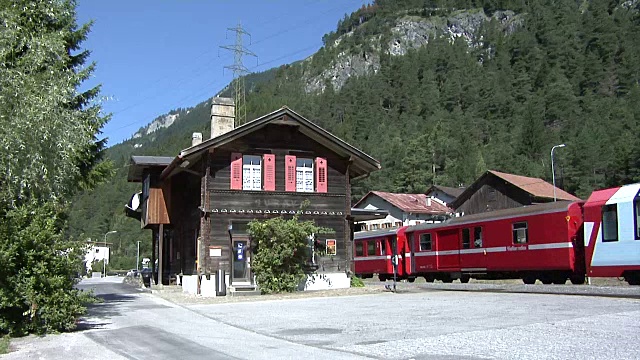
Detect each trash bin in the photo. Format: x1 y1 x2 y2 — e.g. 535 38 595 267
216 269 226 296
141 268 152 288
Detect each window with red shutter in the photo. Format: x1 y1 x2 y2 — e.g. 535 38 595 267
263 154 275 191
315 157 327 193
285 155 296 192
230 153 242 190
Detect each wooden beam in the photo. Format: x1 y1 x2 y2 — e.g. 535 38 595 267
158 224 164 286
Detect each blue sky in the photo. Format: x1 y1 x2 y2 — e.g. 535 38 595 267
77 1 369 146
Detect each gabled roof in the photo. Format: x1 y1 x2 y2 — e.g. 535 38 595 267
425 185 465 199
353 191 452 214
451 170 580 208
127 156 173 182
161 106 380 180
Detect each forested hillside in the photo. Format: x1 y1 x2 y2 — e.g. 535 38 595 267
68 0 640 269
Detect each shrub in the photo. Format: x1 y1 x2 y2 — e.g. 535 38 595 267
248 213 331 294
350 276 365 287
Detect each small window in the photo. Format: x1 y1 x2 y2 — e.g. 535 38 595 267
367 241 376 256
512 222 528 244
355 242 364 256
634 196 640 240
474 227 483 248
488 188 496 201
242 155 262 190
462 228 470 249
602 204 618 242
419 233 432 251
296 158 314 192
379 240 386 255
394 221 402 227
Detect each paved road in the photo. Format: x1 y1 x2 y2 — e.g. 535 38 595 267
4 277 640 360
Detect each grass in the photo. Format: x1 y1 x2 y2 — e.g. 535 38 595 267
0 336 9 355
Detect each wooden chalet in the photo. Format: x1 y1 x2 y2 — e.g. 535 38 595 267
126 98 381 295
451 170 581 216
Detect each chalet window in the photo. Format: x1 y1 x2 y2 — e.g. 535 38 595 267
355 242 364 256
367 241 375 256
394 221 402 227
462 228 471 249
474 227 483 248
602 204 618 242
296 158 314 192
512 222 528 244
419 233 432 251
242 155 262 190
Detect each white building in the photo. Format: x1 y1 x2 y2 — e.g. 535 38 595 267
84 245 110 273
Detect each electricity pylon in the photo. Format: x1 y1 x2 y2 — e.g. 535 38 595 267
220 23 257 126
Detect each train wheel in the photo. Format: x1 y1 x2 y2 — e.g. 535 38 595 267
626 273 640 286
540 274 553 285
570 274 585 285
460 275 470 283
424 275 435 283
552 277 567 285
522 275 536 285
407 277 416 283
442 276 454 283
378 275 387 282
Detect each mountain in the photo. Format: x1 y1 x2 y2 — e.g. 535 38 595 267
67 0 640 269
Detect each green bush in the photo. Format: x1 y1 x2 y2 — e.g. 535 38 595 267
0 336 9 354
350 276 365 287
248 212 331 294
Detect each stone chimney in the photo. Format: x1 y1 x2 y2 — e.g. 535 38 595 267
211 97 235 139
192 132 203 146
427 197 432 207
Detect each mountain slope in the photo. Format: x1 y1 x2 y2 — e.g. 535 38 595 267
68 0 640 269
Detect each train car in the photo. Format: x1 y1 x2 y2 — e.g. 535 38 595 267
353 227 409 281
403 201 586 284
583 183 640 285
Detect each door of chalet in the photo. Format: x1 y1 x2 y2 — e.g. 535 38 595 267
231 237 251 285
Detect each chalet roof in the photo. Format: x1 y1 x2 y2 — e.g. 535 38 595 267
353 191 452 215
127 156 173 182
425 185 465 199
161 106 381 180
348 208 389 222
451 170 580 208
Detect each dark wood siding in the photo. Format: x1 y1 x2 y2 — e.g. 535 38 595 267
168 173 201 275
457 181 531 215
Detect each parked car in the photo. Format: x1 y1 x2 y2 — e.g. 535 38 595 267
126 269 139 277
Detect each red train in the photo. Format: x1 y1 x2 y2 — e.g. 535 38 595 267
354 183 640 285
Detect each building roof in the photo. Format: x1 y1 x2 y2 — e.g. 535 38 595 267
353 191 453 215
160 106 381 180
451 170 580 208
127 156 174 182
425 185 465 199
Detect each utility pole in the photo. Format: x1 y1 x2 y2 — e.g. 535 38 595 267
220 22 257 126
551 144 566 201
103 230 117 278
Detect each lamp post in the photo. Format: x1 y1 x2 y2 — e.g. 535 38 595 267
103 230 117 277
551 144 566 202
136 241 141 272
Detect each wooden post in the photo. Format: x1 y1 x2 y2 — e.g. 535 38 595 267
151 228 156 285
158 223 164 286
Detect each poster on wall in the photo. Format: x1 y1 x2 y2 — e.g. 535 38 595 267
326 239 337 256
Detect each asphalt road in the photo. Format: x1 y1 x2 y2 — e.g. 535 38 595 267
3 277 640 360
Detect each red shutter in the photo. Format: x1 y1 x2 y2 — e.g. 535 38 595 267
285 155 296 192
263 154 275 191
230 153 242 190
315 157 327 193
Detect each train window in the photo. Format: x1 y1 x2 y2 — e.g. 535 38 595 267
635 196 640 240
474 227 483 248
367 241 376 256
512 222 528 244
379 240 386 255
419 233 432 251
462 228 471 249
355 242 364 256
601 204 618 242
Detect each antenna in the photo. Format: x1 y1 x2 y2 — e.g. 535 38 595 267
220 23 257 126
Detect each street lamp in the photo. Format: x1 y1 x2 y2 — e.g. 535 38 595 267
103 230 117 277
551 144 566 202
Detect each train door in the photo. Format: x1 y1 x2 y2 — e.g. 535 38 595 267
409 232 416 275
436 228 460 269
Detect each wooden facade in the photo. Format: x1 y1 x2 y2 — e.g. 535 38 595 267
451 170 581 216
127 106 380 289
